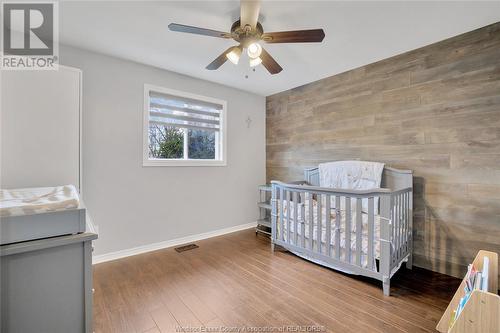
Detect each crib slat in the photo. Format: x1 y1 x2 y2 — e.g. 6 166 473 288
401 193 406 254
367 197 374 270
345 197 351 263
395 194 400 261
409 188 413 259
397 194 401 262
399 193 403 259
293 192 298 246
309 193 314 250
398 193 404 254
407 191 411 252
355 198 362 266
278 188 285 241
317 194 322 254
334 196 341 260
392 195 397 264
393 195 398 264
407 191 411 251
405 192 409 252
325 195 331 257
392 195 395 263
279 188 285 241
406 192 410 251
286 190 291 244
301 199 306 248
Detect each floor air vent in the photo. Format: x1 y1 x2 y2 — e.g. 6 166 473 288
175 244 199 253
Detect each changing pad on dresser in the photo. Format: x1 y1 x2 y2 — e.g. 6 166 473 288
0 185 85 245
0 185 80 217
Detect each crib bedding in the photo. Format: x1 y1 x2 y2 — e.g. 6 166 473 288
0 185 80 217
278 199 382 267
319 161 385 214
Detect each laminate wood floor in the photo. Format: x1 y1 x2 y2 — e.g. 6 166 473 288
93 228 460 333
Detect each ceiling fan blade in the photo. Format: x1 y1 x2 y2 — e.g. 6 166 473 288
206 47 236 70
168 23 231 38
260 48 282 75
240 0 261 29
261 29 325 43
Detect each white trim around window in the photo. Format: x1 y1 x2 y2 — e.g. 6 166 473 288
143 84 227 167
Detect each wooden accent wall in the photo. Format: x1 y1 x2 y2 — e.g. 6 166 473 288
266 22 500 280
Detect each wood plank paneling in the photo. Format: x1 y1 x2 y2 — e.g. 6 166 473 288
266 22 500 281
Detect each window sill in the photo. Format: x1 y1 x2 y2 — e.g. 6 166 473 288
143 159 227 167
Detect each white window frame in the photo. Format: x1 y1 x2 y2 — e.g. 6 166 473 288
143 84 227 167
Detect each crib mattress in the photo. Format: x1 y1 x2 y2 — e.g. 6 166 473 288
0 185 85 245
278 200 381 268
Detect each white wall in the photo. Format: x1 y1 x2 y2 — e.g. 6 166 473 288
1 68 81 190
60 45 266 256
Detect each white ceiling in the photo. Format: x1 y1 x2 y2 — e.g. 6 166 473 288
59 1 500 96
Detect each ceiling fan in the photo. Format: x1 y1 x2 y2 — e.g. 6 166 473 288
168 0 325 75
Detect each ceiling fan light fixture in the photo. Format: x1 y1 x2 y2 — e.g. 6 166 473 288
226 46 242 64
249 56 262 67
247 42 262 59
169 0 325 75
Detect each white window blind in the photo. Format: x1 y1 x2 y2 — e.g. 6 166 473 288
149 91 222 132
143 85 227 167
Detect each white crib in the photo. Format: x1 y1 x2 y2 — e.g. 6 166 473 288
270 166 413 296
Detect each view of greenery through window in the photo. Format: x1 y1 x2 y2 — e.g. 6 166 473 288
149 125 215 159
188 129 215 159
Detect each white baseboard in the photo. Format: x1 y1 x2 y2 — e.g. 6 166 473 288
92 221 257 265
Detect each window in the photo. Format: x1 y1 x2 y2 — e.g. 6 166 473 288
143 85 226 166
